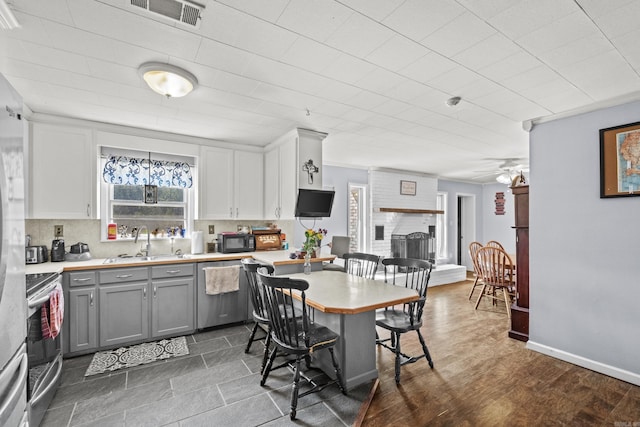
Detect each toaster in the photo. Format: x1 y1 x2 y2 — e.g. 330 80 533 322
26 245 48 264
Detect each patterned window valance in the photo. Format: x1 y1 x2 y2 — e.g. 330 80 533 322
102 155 193 188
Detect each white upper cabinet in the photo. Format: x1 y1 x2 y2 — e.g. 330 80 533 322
200 146 263 219
29 123 95 219
264 129 326 220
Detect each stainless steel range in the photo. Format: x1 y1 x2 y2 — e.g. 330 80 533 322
26 271 63 427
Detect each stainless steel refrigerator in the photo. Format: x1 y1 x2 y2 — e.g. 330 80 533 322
0 72 28 426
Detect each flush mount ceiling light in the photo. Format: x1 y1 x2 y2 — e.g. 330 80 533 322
139 62 198 98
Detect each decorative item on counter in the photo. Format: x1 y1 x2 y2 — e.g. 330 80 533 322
118 224 128 238
108 222 117 240
301 228 327 258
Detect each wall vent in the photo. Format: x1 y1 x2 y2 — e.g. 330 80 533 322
130 0 203 27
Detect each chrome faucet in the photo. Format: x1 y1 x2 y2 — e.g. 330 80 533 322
135 225 151 259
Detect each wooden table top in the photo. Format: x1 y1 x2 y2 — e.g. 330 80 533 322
284 271 419 315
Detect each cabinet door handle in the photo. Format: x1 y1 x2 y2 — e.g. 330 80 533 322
153 286 157 298
86 203 90 217
229 207 233 218
236 208 239 217
90 292 94 306
115 274 133 279
165 270 181 274
73 277 91 282
143 287 146 299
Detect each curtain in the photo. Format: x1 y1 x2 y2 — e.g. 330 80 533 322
102 155 193 188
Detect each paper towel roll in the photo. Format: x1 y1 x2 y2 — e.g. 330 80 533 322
191 231 204 254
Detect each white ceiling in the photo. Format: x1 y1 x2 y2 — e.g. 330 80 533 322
2 0 640 182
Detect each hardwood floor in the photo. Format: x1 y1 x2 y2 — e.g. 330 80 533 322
362 279 640 426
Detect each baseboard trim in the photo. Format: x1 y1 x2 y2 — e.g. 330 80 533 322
527 341 640 386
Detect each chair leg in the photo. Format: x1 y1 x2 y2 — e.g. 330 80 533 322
327 347 346 394
503 287 512 320
290 357 302 420
416 330 434 369
394 332 402 385
474 284 487 310
468 277 479 300
260 346 278 386
260 329 272 374
245 321 260 353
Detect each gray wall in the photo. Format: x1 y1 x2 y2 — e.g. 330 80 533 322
529 101 640 384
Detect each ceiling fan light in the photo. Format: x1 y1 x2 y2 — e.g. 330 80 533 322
496 173 511 184
139 62 197 98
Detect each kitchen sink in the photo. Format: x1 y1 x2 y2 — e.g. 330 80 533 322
103 254 190 264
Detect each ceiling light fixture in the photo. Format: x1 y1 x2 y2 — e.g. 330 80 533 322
139 62 198 98
446 96 461 107
0 0 20 30
496 172 512 185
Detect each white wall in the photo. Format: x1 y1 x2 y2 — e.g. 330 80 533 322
482 183 516 253
529 101 640 385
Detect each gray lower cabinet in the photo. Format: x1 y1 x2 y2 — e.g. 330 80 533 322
65 271 98 354
99 267 150 348
151 264 195 338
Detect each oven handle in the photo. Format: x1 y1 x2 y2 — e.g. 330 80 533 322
28 278 60 308
0 343 28 423
29 353 63 406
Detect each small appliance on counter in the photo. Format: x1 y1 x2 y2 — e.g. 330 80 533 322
25 245 48 264
253 228 282 251
51 239 65 262
65 242 92 261
217 232 255 253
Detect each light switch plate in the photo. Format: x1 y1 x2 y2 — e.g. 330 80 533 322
208 225 215 234
54 225 63 237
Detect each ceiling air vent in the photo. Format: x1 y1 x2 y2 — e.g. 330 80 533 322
130 0 204 28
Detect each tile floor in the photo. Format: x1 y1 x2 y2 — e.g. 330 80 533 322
41 324 370 426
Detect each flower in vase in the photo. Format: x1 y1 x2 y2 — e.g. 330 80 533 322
302 228 327 253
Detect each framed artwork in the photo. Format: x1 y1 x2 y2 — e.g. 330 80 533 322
400 180 416 196
600 121 640 198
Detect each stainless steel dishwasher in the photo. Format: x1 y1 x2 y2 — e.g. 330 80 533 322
197 260 249 329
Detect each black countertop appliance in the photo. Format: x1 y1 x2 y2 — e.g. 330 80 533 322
51 238 65 262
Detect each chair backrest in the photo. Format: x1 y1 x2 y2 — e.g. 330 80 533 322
476 246 513 288
468 241 483 275
486 240 505 250
241 258 274 322
381 258 433 323
257 268 310 354
330 236 351 258
342 252 381 279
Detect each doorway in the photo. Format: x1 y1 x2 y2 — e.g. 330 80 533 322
457 194 476 270
348 183 367 253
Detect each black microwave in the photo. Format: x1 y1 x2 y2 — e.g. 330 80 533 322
218 233 255 253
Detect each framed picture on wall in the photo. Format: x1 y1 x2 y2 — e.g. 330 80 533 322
600 121 640 198
400 180 416 196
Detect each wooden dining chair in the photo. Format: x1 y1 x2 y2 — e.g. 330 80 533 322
486 240 505 250
468 241 484 300
474 246 516 319
376 258 434 384
342 252 381 279
241 258 274 374
257 268 346 420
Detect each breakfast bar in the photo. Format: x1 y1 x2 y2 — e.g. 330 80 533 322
283 270 420 389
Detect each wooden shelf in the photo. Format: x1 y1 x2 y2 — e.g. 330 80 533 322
378 208 444 214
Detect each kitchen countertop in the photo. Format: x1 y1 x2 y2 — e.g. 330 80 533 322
25 250 335 275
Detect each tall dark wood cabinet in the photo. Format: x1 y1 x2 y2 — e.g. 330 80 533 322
509 185 529 342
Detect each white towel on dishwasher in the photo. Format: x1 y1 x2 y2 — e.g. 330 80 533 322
204 265 240 295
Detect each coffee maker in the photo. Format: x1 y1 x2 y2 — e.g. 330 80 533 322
51 239 65 262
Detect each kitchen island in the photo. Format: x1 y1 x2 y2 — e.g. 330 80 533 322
282 270 420 389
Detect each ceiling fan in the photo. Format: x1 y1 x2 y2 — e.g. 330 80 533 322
473 158 529 183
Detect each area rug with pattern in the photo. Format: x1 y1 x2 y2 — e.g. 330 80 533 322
84 336 189 376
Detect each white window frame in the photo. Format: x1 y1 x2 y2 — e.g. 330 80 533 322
436 191 448 261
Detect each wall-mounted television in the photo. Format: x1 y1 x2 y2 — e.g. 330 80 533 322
294 189 335 218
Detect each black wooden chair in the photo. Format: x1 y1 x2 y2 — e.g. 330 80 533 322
376 258 434 384
342 252 381 279
257 268 346 420
241 258 274 374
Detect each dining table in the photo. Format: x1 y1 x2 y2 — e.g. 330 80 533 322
283 270 420 389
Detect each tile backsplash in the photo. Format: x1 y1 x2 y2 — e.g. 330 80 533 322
26 219 294 259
